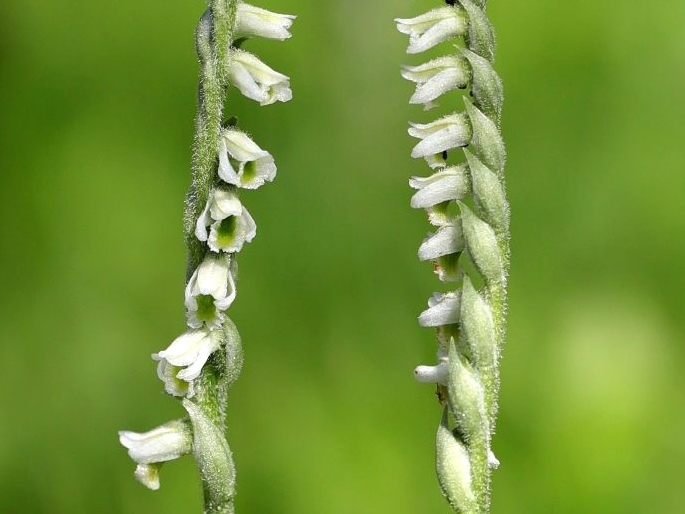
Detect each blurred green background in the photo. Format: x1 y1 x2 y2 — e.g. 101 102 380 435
1 0 684 512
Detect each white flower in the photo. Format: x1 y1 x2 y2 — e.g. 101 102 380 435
156 359 195 397
401 56 469 109
118 420 192 490
414 358 448 385
185 254 236 328
418 291 461 327
196 189 257 253
152 328 222 382
408 113 471 161
409 165 469 209
218 128 277 189
418 222 464 262
235 3 296 41
228 49 292 105
395 7 467 54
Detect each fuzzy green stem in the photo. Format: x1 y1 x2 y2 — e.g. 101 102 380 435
185 0 238 276
184 2 241 512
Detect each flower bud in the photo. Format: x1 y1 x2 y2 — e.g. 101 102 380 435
460 0 495 63
464 149 509 233
464 98 506 176
458 202 503 286
460 275 497 372
183 400 236 507
435 409 477 512
462 48 503 123
447 339 488 441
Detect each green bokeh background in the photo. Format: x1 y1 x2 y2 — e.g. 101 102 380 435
2 0 684 512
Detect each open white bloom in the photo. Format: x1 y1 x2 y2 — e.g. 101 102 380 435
118 420 192 490
409 165 469 209
235 3 296 41
153 328 222 382
156 359 195 397
218 128 277 189
409 113 471 160
402 56 469 109
228 49 292 105
185 253 236 328
419 291 461 327
418 222 464 262
395 6 467 54
196 189 257 253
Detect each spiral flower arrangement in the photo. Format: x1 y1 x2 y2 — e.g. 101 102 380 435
395 1 509 512
118 2 295 512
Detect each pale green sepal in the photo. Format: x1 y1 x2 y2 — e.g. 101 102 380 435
458 202 503 286
436 408 478 513
221 317 244 389
461 48 503 123
464 149 509 233
460 0 495 63
183 399 236 514
464 97 505 176
460 276 497 377
447 340 488 442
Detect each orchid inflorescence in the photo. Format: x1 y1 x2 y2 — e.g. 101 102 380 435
119 2 295 511
395 1 509 512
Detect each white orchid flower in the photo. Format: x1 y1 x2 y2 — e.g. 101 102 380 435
395 6 467 54
118 420 192 490
235 3 296 41
218 128 277 189
228 49 292 105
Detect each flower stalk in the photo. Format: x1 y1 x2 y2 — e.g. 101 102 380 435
396 1 509 512
120 2 295 513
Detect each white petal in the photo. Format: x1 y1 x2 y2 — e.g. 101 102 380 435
195 202 211 242
418 223 464 261
409 114 471 159
228 50 292 105
210 189 242 220
410 67 467 106
414 360 449 385
134 464 161 490
196 254 231 298
409 165 469 209
488 451 500 469
235 3 296 41
208 204 257 253
228 59 268 103
156 359 194 397
154 330 209 367
395 7 466 54
218 138 241 185
118 421 191 464
418 291 461 327
222 129 267 162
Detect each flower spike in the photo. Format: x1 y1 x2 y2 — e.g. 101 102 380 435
396 1 509 511
120 1 295 510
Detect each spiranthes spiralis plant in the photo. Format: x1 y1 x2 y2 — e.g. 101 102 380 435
395 1 508 512
118 2 295 512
